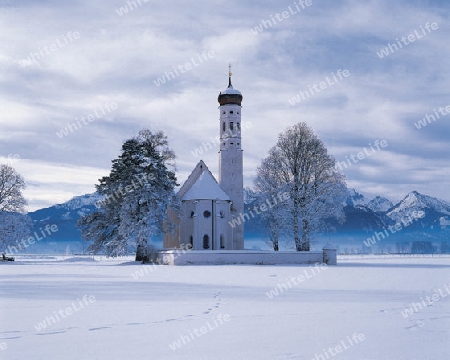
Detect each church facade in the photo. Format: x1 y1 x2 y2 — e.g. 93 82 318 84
164 72 245 250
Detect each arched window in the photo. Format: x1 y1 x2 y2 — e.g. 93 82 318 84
203 235 210 249
220 235 225 249
237 122 241 131
189 235 193 247
230 122 234 131
190 211 195 218
222 122 226 132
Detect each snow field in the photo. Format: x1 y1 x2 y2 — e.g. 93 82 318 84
1 256 449 359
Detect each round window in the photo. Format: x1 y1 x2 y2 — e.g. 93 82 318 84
203 210 211 218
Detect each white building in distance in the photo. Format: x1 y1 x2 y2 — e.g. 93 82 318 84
164 69 245 250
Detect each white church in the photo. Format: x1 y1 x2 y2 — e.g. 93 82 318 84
164 68 245 251
160 68 337 265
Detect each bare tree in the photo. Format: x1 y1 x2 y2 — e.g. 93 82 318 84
253 158 290 251
0 212 32 253
255 123 346 251
0 165 30 252
0 164 27 213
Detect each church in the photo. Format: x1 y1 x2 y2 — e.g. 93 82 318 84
163 68 245 251
160 69 337 265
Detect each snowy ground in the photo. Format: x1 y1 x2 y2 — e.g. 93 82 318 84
1 255 449 360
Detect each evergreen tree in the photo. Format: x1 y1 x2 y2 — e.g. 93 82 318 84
78 129 179 257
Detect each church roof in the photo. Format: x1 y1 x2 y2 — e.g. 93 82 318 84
218 71 243 106
220 84 242 96
177 160 208 199
181 165 230 201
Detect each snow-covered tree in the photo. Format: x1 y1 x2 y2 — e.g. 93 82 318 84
0 164 27 213
255 123 346 251
252 157 291 251
0 212 32 253
78 129 180 257
0 165 30 252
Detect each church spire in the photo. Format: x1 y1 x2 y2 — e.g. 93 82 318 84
218 64 243 106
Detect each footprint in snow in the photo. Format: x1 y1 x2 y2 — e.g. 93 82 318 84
36 330 67 335
88 326 111 331
405 320 425 330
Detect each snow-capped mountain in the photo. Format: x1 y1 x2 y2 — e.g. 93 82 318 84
386 191 450 224
53 193 103 212
345 188 367 207
22 189 450 254
30 193 101 225
26 193 101 253
366 196 393 213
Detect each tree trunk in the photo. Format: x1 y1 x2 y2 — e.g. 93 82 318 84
273 237 279 251
135 244 146 262
293 192 301 251
301 218 310 251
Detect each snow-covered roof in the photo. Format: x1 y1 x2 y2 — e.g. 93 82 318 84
182 170 230 201
220 84 242 96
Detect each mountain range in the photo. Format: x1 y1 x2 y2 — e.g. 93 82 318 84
24 189 450 254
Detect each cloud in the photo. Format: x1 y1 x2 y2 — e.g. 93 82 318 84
0 0 449 211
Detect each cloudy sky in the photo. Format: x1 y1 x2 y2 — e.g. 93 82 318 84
0 0 449 211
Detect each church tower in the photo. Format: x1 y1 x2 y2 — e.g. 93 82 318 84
218 65 244 250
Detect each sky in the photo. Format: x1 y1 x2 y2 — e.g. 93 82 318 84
0 0 449 211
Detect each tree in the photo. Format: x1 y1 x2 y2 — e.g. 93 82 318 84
254 123 346 251
0 165 31 252
78 129 180 257
411 241 434 254
0 212 32 253
0 164 27 213
252 159 291 251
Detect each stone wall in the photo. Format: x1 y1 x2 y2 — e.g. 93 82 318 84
157 249 336 266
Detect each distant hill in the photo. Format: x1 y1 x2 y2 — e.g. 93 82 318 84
26 193 102 254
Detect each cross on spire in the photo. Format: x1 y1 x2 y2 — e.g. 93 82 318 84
228 63 233 88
